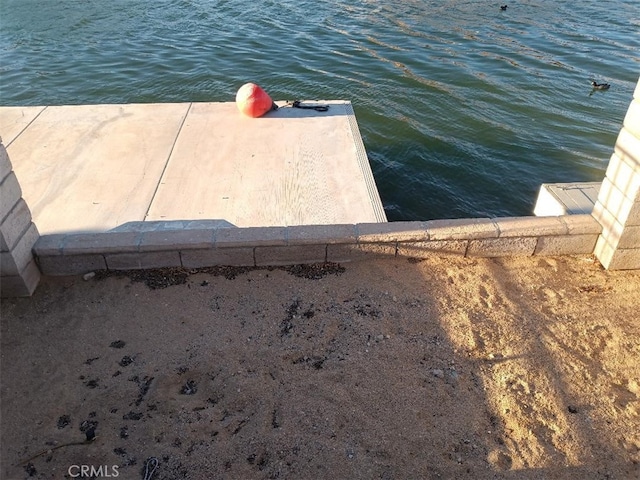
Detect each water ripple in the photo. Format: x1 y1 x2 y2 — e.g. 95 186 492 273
1 0 638 219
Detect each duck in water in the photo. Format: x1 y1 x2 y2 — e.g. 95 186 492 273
500 5 508 10
591 81 610 90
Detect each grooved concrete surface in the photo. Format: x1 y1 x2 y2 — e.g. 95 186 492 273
0 101 386 235
534 182 601 216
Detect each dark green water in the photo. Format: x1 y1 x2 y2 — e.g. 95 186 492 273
1 0 638 220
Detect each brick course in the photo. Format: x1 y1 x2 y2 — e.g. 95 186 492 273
0 142 41 297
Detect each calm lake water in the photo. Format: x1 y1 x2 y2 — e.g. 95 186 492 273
1 0 639 220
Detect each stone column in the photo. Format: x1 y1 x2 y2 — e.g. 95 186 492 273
0 140 41 297
593 78 640 270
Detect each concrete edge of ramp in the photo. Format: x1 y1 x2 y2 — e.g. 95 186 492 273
344 102 387 223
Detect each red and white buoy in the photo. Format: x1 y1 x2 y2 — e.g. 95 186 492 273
235 82 277 118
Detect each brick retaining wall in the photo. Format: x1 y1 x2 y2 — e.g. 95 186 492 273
0 141 41 296
32 215 601 276
592 80 640 269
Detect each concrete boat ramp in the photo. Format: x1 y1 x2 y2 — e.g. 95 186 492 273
0 101 386 236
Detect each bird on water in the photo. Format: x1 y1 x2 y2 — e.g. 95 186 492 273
500 5 508 10
590 81 610 90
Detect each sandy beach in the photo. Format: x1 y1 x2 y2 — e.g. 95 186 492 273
1 254 639 479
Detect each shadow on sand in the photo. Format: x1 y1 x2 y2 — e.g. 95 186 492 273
1 254 638 479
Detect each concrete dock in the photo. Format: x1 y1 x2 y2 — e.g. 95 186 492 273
534 182 601 217
0 101 386 235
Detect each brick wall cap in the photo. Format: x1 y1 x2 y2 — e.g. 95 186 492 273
286 224 356 245
356 221 427 243
425 218 498 240
494 216 567 237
